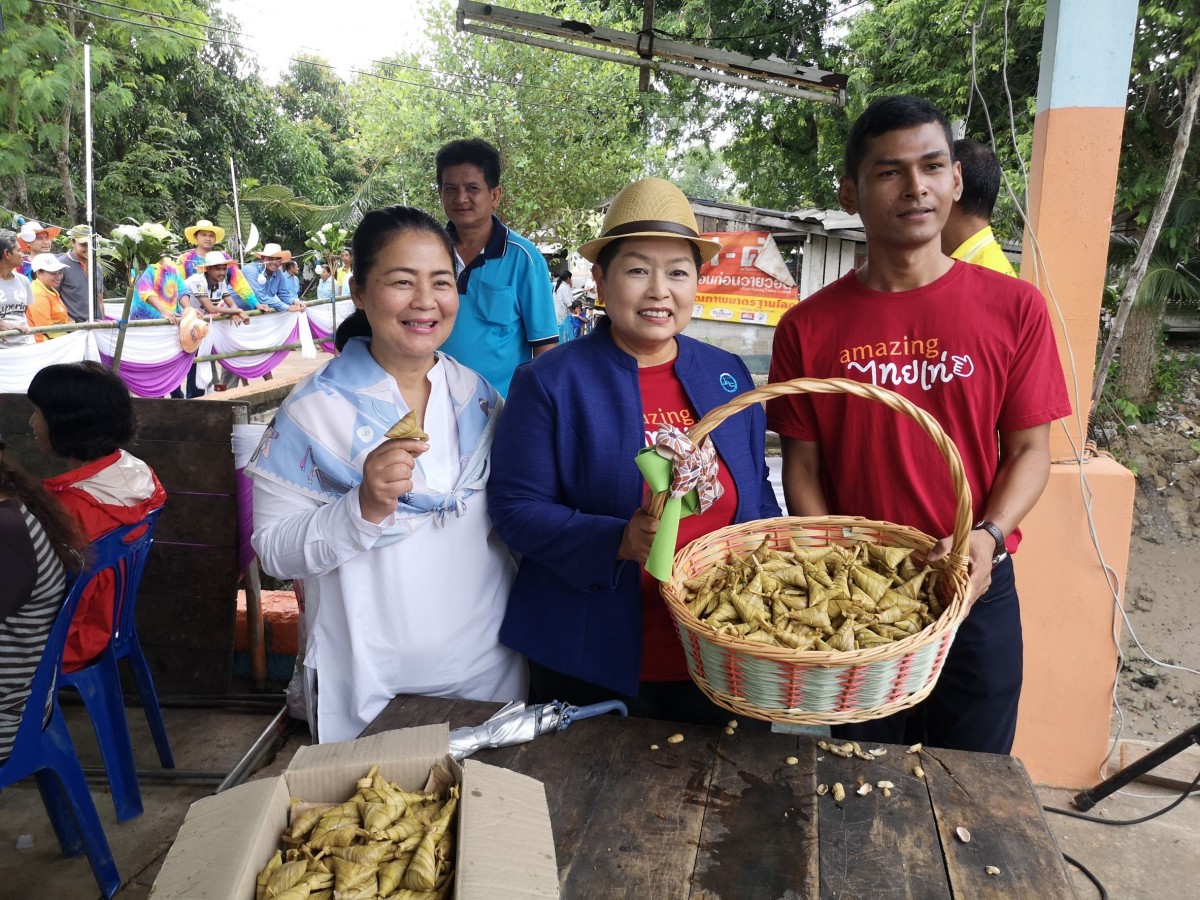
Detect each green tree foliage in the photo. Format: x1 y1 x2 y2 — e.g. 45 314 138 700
1118 1 1200 220
347 0 660 248
0 0 205 225
607 0 849 210
841 0 1044 239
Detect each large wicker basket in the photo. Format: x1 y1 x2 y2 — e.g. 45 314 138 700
658 377 973 725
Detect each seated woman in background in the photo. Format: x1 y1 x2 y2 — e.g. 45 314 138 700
489 178 781 726
27 362 167 673
0 433 86 760
248 206 526 744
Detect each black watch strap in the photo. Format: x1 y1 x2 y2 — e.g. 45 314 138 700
973 520 1007 565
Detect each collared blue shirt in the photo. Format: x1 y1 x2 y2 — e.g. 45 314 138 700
241 261 297 312
439 215 558 397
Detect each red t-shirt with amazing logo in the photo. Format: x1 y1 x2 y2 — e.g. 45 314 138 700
766 262 1071 553
637 359 738 681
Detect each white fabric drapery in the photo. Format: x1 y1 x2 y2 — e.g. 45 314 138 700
0 331 100 393
194 311 316 390
305 299 356 340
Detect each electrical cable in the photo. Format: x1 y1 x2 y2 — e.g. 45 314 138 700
1062 853 1109 900
365 55 671 104
78 0 246 36
1044 766 1200 825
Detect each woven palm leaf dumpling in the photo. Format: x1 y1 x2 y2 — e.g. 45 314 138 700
678 536 943 652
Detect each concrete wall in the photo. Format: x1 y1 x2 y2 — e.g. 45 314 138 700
1012 458 1135 786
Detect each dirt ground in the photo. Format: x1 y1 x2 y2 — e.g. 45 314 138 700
1106 345 1200 751
1114 533 1200 747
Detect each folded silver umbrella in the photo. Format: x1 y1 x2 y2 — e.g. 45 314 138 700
449 699 628 761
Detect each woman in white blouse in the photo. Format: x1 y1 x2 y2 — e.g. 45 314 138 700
248 206 526 743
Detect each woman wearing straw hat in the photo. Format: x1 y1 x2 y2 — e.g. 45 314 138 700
489 178 781 725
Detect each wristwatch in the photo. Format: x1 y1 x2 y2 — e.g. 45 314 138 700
972 520 1008 567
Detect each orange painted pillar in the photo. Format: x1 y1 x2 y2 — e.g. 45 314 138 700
1011 0 1139 786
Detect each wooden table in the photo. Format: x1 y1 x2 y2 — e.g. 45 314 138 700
365 695 1077 899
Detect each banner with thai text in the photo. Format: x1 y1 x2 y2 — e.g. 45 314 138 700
694 231 798 326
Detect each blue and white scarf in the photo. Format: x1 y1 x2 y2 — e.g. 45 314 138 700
246 337 501 544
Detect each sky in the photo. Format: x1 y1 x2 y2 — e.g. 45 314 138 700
222 0 434 83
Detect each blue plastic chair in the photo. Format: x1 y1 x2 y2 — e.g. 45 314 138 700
0 536 124 899
59 508 172 823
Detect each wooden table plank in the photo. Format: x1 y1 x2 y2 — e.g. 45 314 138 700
922 747 1077 898
364 697 1075 900
817 743 952 899
551 719 716 899
689 730 818 900
480 717 625 887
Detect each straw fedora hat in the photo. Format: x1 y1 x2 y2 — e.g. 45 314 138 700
178 307 210 354
578 178 722 264
184 219 226 245
254 242 293 263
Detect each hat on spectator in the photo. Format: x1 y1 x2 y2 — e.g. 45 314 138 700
68 224 94 243
577 177 721 264
184 219 226 245
30 253 68 273
194 250 233 269
254 242 293 263
17 221 63 252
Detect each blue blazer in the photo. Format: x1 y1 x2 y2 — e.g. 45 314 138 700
490 319 781 697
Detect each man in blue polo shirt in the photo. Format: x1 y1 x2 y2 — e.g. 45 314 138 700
241 243 307 313
435 138 558 396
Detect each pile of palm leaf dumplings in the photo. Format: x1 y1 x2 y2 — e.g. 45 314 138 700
680 538 945 652
255 764 457 900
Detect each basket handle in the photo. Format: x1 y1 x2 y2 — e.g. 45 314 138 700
649 377 973 562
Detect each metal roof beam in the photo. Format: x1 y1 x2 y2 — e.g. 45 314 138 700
457 0 847 105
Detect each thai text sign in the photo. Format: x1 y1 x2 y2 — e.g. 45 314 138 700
694 231 799 326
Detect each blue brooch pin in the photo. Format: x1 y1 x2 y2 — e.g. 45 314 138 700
719 373 738 393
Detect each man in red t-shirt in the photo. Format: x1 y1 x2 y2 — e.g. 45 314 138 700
766 96 1070 754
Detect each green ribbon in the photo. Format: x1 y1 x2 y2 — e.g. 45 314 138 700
635 447 700 582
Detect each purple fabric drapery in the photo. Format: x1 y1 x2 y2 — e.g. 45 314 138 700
217 324 299 379
100 350 193 397
307 318 336 352
236 467 255 574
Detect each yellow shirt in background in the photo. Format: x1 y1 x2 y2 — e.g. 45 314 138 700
950 226 1017 278
335 268 352 297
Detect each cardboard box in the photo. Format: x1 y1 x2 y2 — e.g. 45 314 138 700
150 724 560 899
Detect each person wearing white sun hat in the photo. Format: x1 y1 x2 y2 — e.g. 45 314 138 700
17 221 62 278
489 177 780 725
241 242 306 313
186 251 251 325
26 254 70 341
